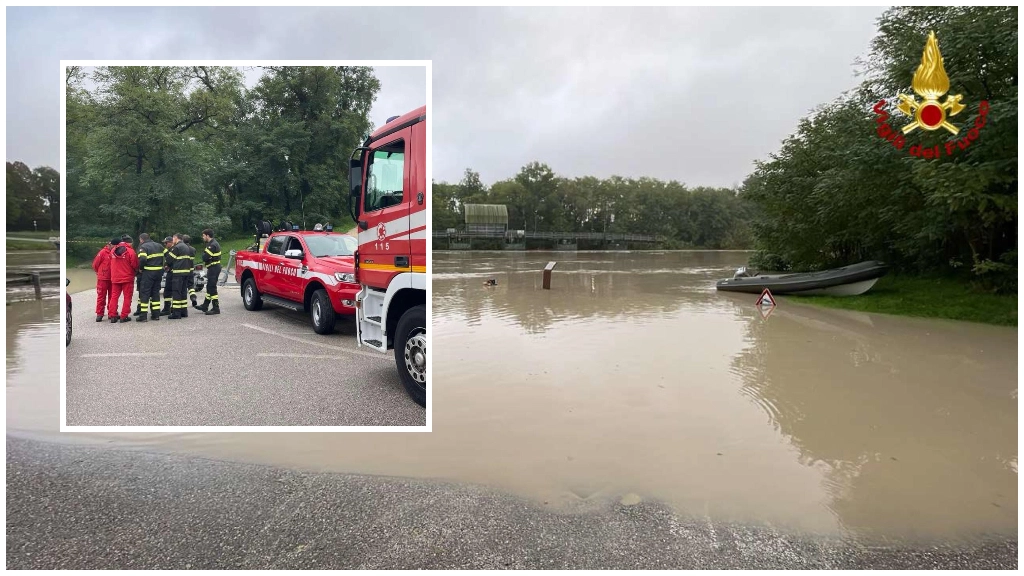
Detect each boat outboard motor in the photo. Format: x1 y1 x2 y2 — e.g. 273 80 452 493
733 267 752 279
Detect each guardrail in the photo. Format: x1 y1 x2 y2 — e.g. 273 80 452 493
7 267 61 300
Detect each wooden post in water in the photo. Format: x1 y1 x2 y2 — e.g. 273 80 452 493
543 261 557 290
31 272 42 300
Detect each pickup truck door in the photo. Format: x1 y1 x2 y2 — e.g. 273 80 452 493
279 235 305 300
262 235 288 297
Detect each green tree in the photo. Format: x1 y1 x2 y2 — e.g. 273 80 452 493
7 161 47 230
64 65 380 240
744 6 1016 290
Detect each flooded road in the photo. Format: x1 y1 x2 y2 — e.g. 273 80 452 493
7 251 1016 546
7 298 61 432
6 250 62 302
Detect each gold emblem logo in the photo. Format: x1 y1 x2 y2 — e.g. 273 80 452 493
896 31 965 134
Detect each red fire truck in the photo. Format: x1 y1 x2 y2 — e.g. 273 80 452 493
348 106 427 407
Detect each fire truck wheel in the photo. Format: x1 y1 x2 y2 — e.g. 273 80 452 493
310 289 336 335
242 277 263 311
395 305 426 407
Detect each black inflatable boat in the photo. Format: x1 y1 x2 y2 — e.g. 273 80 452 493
715 261 889 296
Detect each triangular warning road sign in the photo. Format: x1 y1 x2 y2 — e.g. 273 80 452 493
755 287 776 307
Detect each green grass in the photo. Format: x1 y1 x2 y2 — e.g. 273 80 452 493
798 274 1017 326
6 239 57 251
7 230 59 239
218 236 260 255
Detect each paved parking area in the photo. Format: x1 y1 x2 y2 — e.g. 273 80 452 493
65 282 426 427
7 436 1016 569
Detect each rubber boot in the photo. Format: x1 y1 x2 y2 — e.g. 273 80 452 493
160 302 172 316
190 294 198 309
134 303 143 317
205 301 220 315
181 306 189 318
169 310 181 320
197 297 210 312
150 310 160 321
137 312 148 323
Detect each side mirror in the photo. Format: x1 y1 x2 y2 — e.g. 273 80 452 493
349 157 362 199
348 149 365 222
284 249 304 260
66 278 70 287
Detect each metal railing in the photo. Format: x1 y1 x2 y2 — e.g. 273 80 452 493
432 230 659 242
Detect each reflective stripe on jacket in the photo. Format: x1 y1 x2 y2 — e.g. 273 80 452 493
204 239 222 267
137 240 165 271
169 241 193 273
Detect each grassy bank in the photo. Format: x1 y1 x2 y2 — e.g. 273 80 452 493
8 230 59 239
7 239 57 251
798 275 1017 327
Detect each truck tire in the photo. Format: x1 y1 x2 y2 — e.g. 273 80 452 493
310 289 336 335
394 305 426 407
242 277 263 311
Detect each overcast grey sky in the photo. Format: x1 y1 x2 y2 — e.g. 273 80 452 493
7 6 885 188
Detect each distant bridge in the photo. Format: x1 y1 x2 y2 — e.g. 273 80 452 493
432 230 659 243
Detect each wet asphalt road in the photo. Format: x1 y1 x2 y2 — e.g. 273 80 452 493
65 282 425 426
5 436 1016 570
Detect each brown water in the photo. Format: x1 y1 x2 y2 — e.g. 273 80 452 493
7 251 1017 545
6 251 62 302
6 250 58 267
7 298 62 432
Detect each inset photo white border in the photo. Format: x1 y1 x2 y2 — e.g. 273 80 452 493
60 59 432 433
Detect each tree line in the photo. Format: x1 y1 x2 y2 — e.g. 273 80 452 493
742 6 1016 292
7 161 59 231
433 163 754 249
65 65 380 240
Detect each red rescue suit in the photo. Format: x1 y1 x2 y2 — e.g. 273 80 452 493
107 242 139 320
92 245 113 316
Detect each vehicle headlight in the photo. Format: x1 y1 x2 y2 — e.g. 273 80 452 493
335 272 356 283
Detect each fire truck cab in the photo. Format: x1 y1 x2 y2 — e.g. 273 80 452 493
348 106 427 407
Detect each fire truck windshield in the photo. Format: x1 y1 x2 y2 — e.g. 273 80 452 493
304 235 357 258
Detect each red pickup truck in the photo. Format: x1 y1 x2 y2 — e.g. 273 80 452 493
235 228 360 334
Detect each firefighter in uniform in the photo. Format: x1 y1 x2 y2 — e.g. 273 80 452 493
135 233 164 322
160 236 174 316
130 234 146 318
180 234 195 318
198 228 222 315
168 233 192 320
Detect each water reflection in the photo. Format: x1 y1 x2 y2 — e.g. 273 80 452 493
731 301 1017 542
434 251 746 333
6 298 60 431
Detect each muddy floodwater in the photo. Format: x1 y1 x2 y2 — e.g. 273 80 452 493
6 251 61 302
7 251 1017 546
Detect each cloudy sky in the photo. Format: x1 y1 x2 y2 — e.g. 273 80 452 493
8 6 885 188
